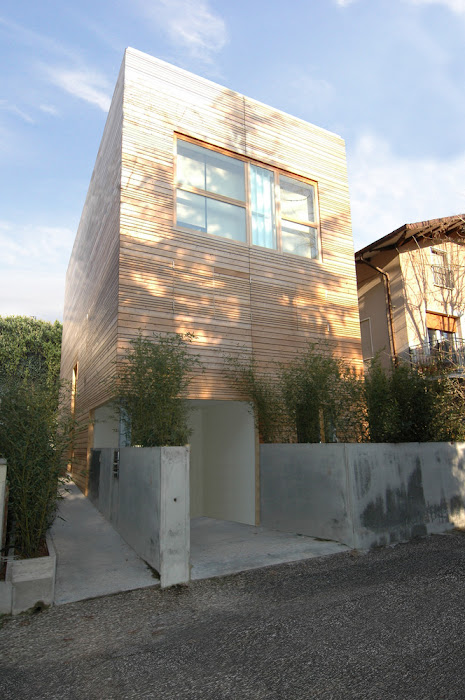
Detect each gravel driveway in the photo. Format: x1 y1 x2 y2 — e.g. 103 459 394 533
2 531 465 699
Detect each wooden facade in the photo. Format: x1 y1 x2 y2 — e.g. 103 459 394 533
61 48 363 482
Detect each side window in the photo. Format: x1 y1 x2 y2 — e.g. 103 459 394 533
360 318 374 361
279 175 318 259
431 248 454 288
71 363 78 418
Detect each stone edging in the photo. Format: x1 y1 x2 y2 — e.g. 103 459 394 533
0 533 56 616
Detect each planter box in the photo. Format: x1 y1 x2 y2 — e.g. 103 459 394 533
0 533 56 615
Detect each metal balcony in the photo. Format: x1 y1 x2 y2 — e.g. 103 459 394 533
408 339 465 374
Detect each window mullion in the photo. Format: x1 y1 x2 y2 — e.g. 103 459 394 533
245 163 251 246
177 184 246 208
275 173 282 253
282 214 316 228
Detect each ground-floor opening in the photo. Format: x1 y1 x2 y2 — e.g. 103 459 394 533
188 399 257 526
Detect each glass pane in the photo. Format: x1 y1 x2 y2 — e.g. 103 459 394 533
177 140 245 201
207 198 246 242
250 165 276 249
177 141 206 191
176 190 206 231
280 175 315 223
282 220 318 259
206 150 245 201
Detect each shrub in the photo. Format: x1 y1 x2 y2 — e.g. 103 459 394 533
0 315 69 558
280 344 366 443
0 376 74 558
112 332 202 447
431 377 465 441
364 357 465 442
0 316 62 384
224 355 291 443
225 344 366 443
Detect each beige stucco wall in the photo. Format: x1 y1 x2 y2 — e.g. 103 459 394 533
399 239 465 349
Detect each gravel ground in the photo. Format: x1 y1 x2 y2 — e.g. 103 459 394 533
2 531 465 699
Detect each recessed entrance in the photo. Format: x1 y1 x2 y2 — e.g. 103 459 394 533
188 400 256 526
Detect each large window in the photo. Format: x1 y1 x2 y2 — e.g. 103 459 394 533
175 138 319 259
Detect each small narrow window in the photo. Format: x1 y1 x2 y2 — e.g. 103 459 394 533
71 363 78 418
279 176 318 259
431 248 454 288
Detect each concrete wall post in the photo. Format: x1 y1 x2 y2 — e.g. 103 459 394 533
89 446 190 587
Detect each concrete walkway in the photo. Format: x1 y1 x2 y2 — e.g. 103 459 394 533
51 481 349 606
190 517 348 580
51 482 158 605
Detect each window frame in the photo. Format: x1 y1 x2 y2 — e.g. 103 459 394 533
173 134 321 261
431 247 454 289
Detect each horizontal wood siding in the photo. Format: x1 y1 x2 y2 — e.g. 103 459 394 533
63 46 363 468
61 65 124 485
119 48 362 399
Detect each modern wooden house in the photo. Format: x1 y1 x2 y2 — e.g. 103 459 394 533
61 48 363 527
355 214 465 374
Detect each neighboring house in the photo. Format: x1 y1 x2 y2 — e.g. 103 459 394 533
61 48 363 528
355 214 465 374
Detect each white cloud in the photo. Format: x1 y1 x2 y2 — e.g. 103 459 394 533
0 222 74 321
335 0 358 6
0 100 34 124
136 0 228 63
407 0 465 13
45 66 111 112
347 132 465 251
39 104 59 116
0 16 78 61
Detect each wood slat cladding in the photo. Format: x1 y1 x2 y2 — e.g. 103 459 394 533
61 48 363 482
61 63 125 487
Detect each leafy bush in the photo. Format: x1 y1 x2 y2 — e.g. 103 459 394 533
224 355 292 443
225 344 367 443
112 332 201 447
431 376 465 441
0 315 69 558
0 316 62 384
0 377 74 558
364 357 465 443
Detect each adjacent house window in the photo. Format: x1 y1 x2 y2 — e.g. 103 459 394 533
431 248 454 288
360 318 374 362
175 138 319 259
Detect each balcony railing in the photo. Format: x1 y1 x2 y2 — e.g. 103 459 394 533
431 264 455 289
408 339 465 373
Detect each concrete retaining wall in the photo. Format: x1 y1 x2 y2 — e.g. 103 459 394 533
89 446 189 587
260 443 465 549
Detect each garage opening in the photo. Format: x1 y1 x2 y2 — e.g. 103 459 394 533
188 399 257 526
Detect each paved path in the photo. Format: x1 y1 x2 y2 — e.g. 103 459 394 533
190 516 348 580
51 482 157 605
51 482 348 604
2 532 465 699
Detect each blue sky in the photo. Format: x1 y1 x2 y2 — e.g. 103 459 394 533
2 0 465 321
